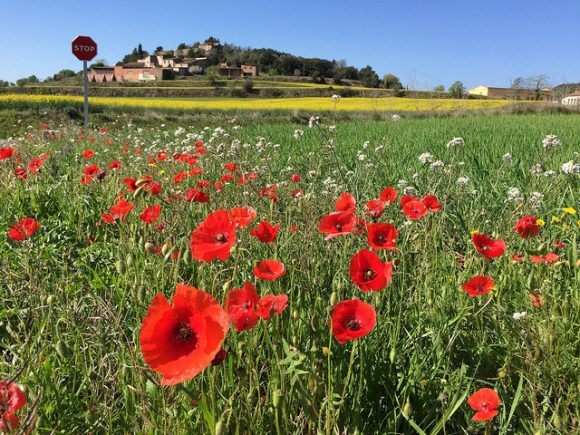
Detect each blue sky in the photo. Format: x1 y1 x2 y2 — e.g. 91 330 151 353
2 0 579 89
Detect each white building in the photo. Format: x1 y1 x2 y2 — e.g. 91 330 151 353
562 91 580 105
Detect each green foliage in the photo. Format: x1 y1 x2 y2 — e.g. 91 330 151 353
119 44 148 65
382 73 403 90
358 65 380 88
434 85 445 92
1 113 578 434
449 81 466 99
16 75 39 87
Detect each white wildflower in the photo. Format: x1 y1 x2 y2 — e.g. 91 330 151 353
397 179 408 189
561 160 579 174
529 191 544 211
392 114 401 121
506 187 523 203
293 129 304 139
446 137 464 148
542 134 562 149
308 116 320 128
419 152 434 164
543 170 556 177
430 160 445 171
456 176 469 186
374 146 384 154
530 163 543 177
513 311 528 321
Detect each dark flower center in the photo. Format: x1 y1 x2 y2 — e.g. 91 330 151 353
335 224 343 231
364 269 376 280
376 234 386 243
216 232 228 243
173 321 198 347
345 318 362 331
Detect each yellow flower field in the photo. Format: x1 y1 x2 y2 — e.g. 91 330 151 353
0 93 518 112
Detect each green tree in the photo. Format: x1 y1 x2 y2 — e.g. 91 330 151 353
382 73 403 90
433 85 445 92
16 75 39 87
52 69 77 81
448 81 465 99
177 43 187 50
359 66 379 88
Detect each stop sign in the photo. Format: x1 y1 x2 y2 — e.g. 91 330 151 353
72 36 97 61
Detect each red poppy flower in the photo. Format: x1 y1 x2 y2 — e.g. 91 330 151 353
467 388 501 421
173 172 187 184
8 218 40 241
461 275 494 297
514 215 541 238
319 211 356 240
472 233 506 260
530 293 544 308
110 196 134 220
139 284 229 385
253 260 286 281
146 181 162 195
511 254 525 263
400 195 417 208
14 167 27 180
225 282 259 332
402 200 428 220
380 187 397 203
531 252 559 264
157 151 168 161
291 189 303 198
335 192 356 213
225 162 238 172
229 206 257 229
0 147 14 160
0 381 26 432
28 157 43 173
349 249 393 291
82 149 94 159
186 188 210 203
256 294 288 320
84 165 100 178
140 204 161 224
365 199 385 219
123 178 138 191
190 209 236 262
367 222 398 250
291 173 301 183
250 221 279 243
330 299 376 344
220 173 235 183
422 195 442 212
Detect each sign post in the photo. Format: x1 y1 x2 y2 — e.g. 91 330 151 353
71 36 97 127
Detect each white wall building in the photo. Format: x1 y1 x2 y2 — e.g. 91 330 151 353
562 91 580 105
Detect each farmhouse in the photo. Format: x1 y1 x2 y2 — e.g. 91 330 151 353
468 85 553 101
561 91 580 105
137 55 208 75
88 65 168 82
217 63 258 77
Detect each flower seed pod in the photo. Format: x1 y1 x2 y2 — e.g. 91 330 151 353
144 241 155 254
126 253 134 267
116 259 127 275
291 309 299 320
272 389 283 408
161 243 171 256
330 292 337 306
403 399 412 417
389 347 396 363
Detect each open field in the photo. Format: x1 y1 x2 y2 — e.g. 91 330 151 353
0 112 579 433
0 94 519 114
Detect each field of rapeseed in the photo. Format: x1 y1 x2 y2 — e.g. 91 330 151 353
0 113 578 433
0 94 516 113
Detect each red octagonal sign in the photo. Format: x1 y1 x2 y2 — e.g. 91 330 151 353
72 36 97 61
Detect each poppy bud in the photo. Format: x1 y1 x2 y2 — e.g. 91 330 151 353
144 241 155 253
182 249 191 264
46 294 54 305
329 292 337 306
310 315 319 331
215 419 224 435
389 347 396 363
126 253 134 267
222 281 231 292
133 185 145 199
56 341 69 358
161 243 171 256
291 309 299 320
97 170 106 180
116 259 127 275
272 389 283 408
553 412 562 430
403 399 412 417
138 236 144 248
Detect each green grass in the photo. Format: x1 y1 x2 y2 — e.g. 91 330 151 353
0 113 578 433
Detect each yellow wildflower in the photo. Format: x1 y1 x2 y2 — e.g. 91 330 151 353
562 207 577 215
536 219 545 227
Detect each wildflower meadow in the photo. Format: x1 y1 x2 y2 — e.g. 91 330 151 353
0 112 578 433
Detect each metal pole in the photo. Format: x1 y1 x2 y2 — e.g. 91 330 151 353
83 60 89 127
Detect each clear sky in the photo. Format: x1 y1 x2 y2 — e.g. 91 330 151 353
2 0 579 89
